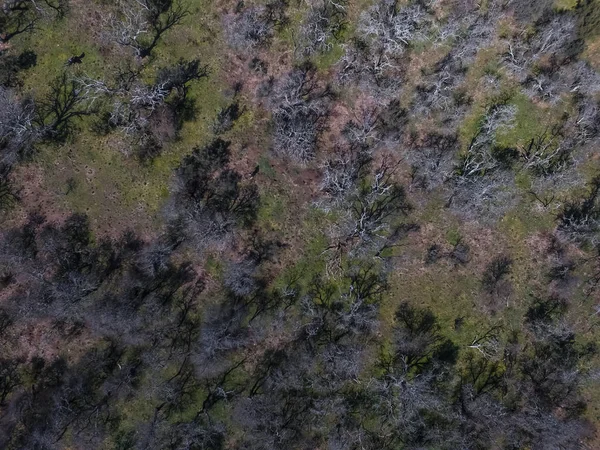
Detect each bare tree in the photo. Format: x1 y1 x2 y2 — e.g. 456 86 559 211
271 101 327 162
110 0 188 58
35 72 89 142
78 59 207 157
503 14 580 102
454 104 516 180
520 125 570 177
0 164 18 212
223 258 259 298
223 0 289 51
369 372 444 443
0 86 37 165
323 155 414 266
41 0 69 19
481 254 512 296
0 357 22 405
213 100 245 135
302 267 384 343
573 97 600 143
349 156 411 242
448 171 519 223
446 104 521 221
320 143 371 205
338 0 433 89
296 0 347 57
556 175 600 244
167 139 259 251
267 64 332 163
404 131 457 191
358 1 431 61
0 0 70 44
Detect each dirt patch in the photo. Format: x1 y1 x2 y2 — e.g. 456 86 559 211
7 164 72 230
10 317 95 363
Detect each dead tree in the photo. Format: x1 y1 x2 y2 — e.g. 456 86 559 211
0 86 37 164
36 72 89 142
224 0 289 51
296 0 347 57
111 0 189 58
267 64 332 163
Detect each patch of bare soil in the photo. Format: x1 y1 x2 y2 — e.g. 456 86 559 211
10 318 95 363
7 164 72 229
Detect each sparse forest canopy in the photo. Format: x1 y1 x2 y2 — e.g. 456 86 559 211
1 0 600 449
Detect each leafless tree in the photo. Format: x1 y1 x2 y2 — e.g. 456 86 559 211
224 6 272 51
556 176 600 245
109 0 188 58
302 268 384 342
78 59 207 153
520 125 570 177
35 72 90 142
0 86 37 165
271 101 327 162
454 104 516 181
369 372 443 442
359 1 431 61
267 64 332 162
573 98 600 143
467 325 503 360
0 357 22 405
413 68 460 117
530 15 576 61
41 0 69 19
320 143 371 205
77 70 154 137
1 1 70 44
569 61 600 98
338 0 434 92
503 14 579 102
449 171 519 223
323 155 414 267
445 105 519 222
404 131 457 191
213 100 245 135
223 0 289 51
450 13 497 65
296 0 347 57
349 157 411 242
0 164 18 211
166 139 259 252
224 258 259 298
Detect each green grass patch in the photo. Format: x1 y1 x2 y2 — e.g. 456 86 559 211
16 0 230 234
554 0 579 11
314 43 345 71
258 154 277 179
495 94 558 150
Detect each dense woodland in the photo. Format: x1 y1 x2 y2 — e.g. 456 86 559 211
1 0 600 448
